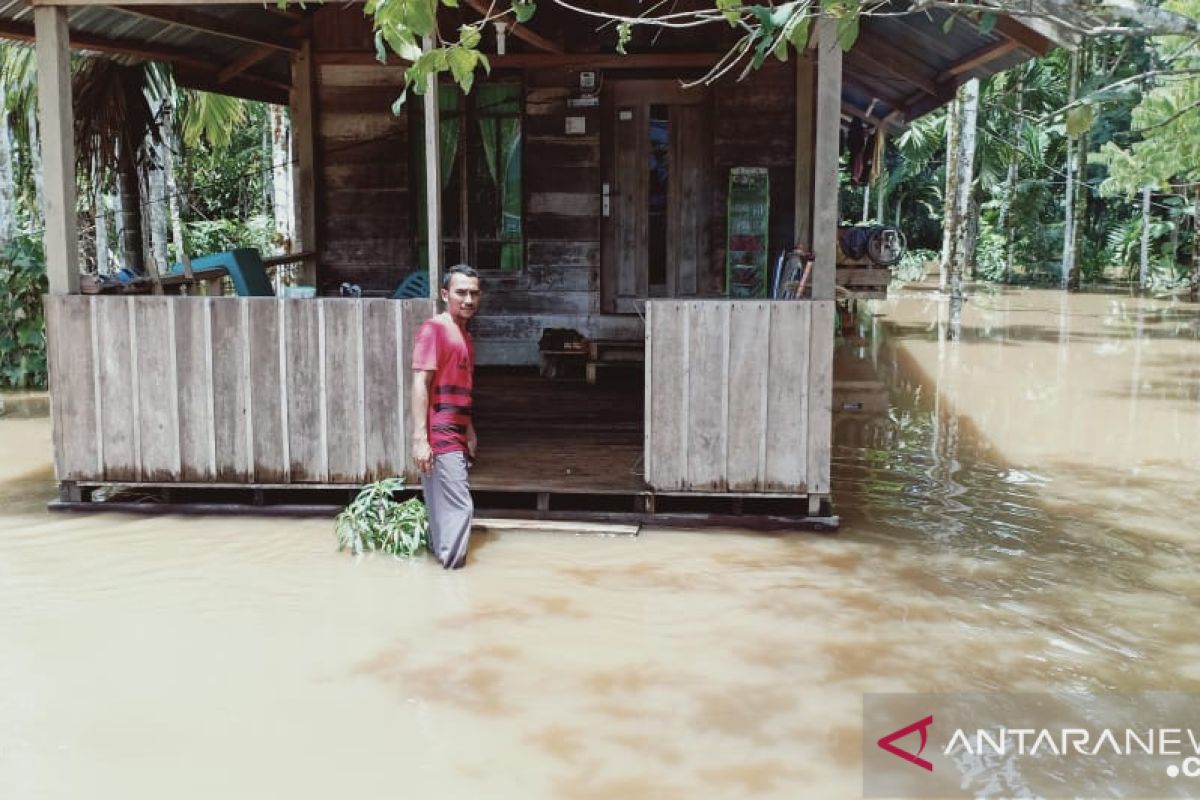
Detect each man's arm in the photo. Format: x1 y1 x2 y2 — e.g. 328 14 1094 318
411 370 435 474
466 420 477 460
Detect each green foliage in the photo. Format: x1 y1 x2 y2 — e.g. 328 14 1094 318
972 220 1008 282
367 2 857 107
894 248 938 282
0 234 48 390
178 91 248 149
185 215 277 257
183 101 271 233
335 479 430 558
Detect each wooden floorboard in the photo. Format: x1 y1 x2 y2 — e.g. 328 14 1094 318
469 367 645 493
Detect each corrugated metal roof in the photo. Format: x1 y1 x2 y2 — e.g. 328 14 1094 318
0 0 1062 120
846 1 1062 127
0 3 295 103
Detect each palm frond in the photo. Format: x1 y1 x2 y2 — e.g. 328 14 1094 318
178 90 248 149
73 57 160 177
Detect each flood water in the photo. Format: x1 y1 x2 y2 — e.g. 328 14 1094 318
1 286 1198 799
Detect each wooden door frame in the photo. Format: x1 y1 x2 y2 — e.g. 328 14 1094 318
600 79 710 314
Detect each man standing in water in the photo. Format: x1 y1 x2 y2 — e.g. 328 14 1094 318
412 265 480 569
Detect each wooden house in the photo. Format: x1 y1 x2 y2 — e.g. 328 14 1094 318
11 1 1065 524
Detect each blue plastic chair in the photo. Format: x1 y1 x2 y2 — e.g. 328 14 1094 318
392 271 430 300
170 248 274 297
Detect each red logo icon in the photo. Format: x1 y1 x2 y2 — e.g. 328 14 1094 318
877 715 934 772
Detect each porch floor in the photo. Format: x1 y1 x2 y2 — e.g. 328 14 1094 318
469 367 645 494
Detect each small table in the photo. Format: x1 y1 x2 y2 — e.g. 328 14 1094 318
539 348 588 379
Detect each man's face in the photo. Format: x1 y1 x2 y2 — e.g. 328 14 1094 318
442 273 481 323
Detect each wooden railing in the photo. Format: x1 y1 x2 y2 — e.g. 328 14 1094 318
44 295 434 485
645 300 832 495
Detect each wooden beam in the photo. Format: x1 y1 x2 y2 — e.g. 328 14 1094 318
114 6 300 52
32 0 295 5
841 100 901 130
173 64 289 105
314 50 723 69
794 53 815 249
218 19 309 84
851 28 939 95
218 46 275 84
812 17 841 303
34 6 78 295
841 72 907 112
937 39 1019 81
422 35 442 300
462 0 564 54
993 15 1056 56
847 38 938 98
291 40 317 285
0 19 290 95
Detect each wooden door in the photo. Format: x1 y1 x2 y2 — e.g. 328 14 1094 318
602 81 710 313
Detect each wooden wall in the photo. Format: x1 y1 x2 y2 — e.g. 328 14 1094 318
305 7 803 366
712 61 799 295
313 8 415 294
45 295 434 486
645 300 832 496
475 66 640 364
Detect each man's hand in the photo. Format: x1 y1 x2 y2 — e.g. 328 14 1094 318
412 439 433 475
466 424 478 460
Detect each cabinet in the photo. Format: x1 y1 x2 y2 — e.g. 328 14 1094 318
725 167 770 298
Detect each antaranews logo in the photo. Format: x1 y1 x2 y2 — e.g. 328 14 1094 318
877 715 934 772
864 693 1200 799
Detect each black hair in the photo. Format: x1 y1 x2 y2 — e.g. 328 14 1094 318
442 264 480 289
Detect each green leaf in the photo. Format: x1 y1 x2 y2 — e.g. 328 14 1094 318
771 1 798 27
391 90 409 114
717 0 741 26
443 0 458 6
788 14 811 50
773 35 790 63
404 0 437 38
977 11 997 35
836 13 859 51
616 20 632 55
447 46 478 93
458 23 481 49
943 14 955 34
1066 104 1096 137
513 1 536 23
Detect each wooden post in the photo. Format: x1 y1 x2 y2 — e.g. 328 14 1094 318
290 39 317 286
1139 185 1151 289
794 53 815 250
811 17 841 302
34 6 79 295
422 35 442 301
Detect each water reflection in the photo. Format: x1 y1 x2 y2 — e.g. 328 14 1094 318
1 286 1198 799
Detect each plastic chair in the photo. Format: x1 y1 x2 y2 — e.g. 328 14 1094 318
170 248 274 297
392 271 430 300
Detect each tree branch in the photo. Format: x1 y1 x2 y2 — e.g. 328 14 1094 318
914 0 1200 38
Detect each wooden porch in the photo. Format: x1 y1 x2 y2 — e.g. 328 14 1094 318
45 294 834 523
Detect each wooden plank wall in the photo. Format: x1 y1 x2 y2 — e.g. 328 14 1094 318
473 67 640 364
313 7 414 293
645 299 832 496
305 6 800 365
712 62 798 293
45 296 434 486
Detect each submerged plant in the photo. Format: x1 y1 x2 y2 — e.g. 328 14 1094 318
335 478 429 558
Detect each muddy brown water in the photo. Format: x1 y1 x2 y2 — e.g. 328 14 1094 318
1 286 1197 799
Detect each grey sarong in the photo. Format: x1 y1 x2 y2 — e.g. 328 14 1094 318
421 451 473 569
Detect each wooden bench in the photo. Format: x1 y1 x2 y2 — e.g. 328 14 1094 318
586 338 644 385
539 348 587 379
